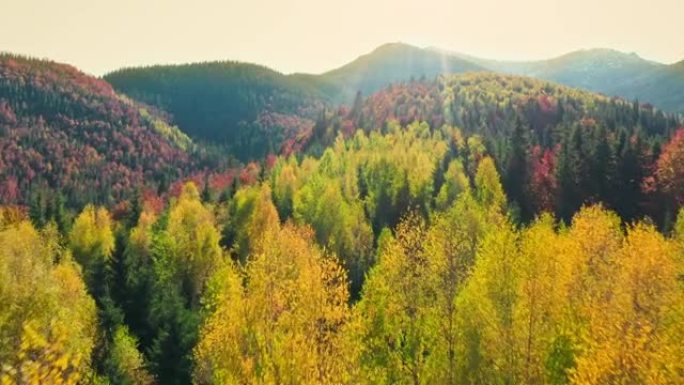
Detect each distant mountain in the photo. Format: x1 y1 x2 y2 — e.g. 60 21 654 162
320 43 684 114
436 47 684 113
319 43 486 102
0 54 196 207
105 62 328 161
453 48 661 81
613 59 684 113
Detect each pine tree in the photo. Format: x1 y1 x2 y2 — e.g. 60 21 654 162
505 116 531 221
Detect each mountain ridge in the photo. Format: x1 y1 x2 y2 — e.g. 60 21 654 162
324 43 684 113
103 42 684 114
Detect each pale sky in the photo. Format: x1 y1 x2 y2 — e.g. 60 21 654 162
2 0 682 76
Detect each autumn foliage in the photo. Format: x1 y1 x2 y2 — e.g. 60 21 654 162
655 127 684 204
0 54 196 208
1 58 684 385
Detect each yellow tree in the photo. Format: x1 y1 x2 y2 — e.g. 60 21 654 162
271 157 299 219
0 206 26 228
674 207 684 246
69 204 115 290
514 214 571 385
0 221 97 384
458 217 521 384
167 182 224 305
527 205 623 384
226 184 280 263
354 157 506 385
192 262 245 384
353 213 433 385
107 325 154 385
474 156 506 215
435 159 470 211
422 193 489 384
571 223 684 384
194 223 353 384
562 205 622 329
293 175 373 297
674 209 684 289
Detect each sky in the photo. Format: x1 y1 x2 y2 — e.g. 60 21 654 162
2 0 683 76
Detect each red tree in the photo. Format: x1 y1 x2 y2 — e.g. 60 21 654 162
655 127 684 205
528 145 558 213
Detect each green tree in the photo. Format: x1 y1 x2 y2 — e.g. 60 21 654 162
105 326 154 385
434 159 470 211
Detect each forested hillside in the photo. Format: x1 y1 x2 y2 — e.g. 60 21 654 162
306 73 681 225
3 120 684 384
617 59 684 113
0 54 198 209
3 58 682 228
452 48 660 94
105 62 328 161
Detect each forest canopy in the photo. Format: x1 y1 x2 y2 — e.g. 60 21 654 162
1 54 684 384
2 121 684 384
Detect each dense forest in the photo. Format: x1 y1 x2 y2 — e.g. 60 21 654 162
3 123 684 384
2 51 684 384
0 54 202 208
307 73 682 225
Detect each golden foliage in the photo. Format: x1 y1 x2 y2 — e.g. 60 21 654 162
68 204 115 288
474 156 506 214
167 181 224 304
0 221 97 384
195 223 353 384
571 223 684 384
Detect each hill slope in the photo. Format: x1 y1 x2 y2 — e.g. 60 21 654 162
308 72 681 223
101 44 485 160
612 60 684 113
105 62 327 161
0 54 196 207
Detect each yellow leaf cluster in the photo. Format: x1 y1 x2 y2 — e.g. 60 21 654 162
0 221 96 385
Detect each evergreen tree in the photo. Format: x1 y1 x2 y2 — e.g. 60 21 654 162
505 116 531 220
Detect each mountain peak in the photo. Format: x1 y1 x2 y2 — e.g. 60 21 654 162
372 41 419 50
321 43 484 101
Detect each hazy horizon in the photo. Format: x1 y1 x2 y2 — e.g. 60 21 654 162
2 0 683 76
